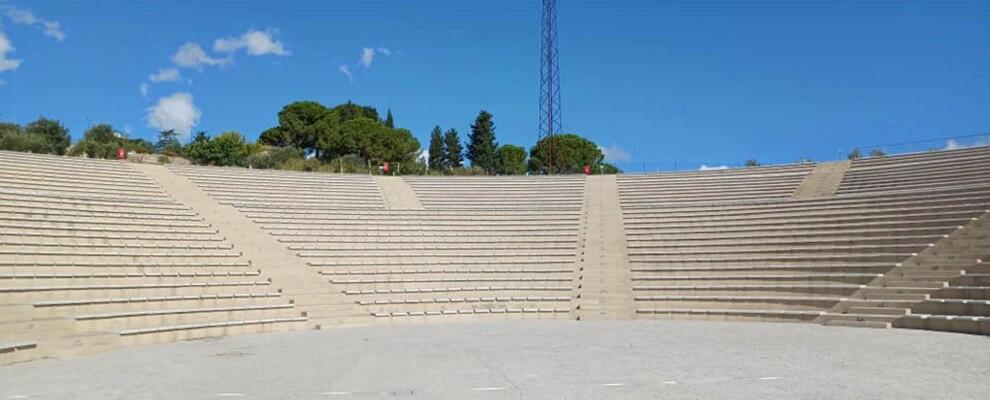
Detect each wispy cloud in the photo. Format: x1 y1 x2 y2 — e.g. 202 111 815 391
699 164 730 171
171 42 229 69
338 64 353 82
946 137 990 150
600 144 632 163
138 82 149 97
377 47 392 56
0 31 21 73
4 6 66 41
359 47 375 68
148 67 181 83
213 29 290 56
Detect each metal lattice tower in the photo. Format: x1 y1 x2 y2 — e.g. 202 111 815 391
539 0 561 174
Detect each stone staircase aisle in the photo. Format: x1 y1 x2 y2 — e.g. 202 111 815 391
576 175 634 320
792 160 850 199
376 176 424 210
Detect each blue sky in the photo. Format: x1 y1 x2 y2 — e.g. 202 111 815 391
1 1 988 171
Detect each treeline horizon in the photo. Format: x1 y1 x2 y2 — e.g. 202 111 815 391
0 100 620 175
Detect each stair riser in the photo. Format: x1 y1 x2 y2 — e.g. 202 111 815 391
74 308 301 333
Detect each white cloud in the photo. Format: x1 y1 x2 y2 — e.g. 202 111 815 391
0 31 21 73
946 137 990 151
138 82 149 97
171 42 227 68
338 64 353 82
699 164 730 171
148 67 180 83
146 92 201 136
599 144 632 163
4 7 66 41
359 47 375 68
377 47 392 56
214 29 289 56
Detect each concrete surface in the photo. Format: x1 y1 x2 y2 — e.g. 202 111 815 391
1 320 987 399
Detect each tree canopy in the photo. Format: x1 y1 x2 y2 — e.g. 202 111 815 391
68 124 151 159
528 133 617 174
185 131 253 166
443 129 464 169
496 144 527 175
260 100 420 168
0 102 624 176
428 126 445 170
25 117 71 155
0 118 71 155
384 109 394 129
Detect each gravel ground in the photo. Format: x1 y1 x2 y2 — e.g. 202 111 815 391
1 320 988 399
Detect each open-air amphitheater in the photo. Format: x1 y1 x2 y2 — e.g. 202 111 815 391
1 147 989 398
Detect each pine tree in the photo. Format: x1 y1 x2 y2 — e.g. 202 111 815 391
384 110 394 128
467 110 498 174
444 128 464 168
428 126 445 171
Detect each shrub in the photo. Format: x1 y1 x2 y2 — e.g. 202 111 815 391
0 132 51 153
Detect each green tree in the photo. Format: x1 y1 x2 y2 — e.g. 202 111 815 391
528 133 607 174
246 146 304 169
443 128 463 168
155 129 182 155
69 124 126 159
745 159 760 167
0 123 51 153
869 148 886 158
384 109 395 128
467 110 498 174
24 117 71 155
277 101 334 156
258 127 289 147
332 101 379 122
0 122 21 138
428 126 445 171
848 148 862 160
495 144 527 175
183 132 214 165
211 131 249 166
82 124 118 143
329 117 420 165
127 138 154 154
183 131 247 166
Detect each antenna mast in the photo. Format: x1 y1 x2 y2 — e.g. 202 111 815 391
539 0 561 174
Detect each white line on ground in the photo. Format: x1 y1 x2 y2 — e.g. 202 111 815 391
215 393 246 397
472 387 509 391
759 377 783 380
7 396 30 399
320 392 351 396
602 383 626 387
663 381 678 385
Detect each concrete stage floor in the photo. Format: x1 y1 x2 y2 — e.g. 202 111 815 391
1 320 988 399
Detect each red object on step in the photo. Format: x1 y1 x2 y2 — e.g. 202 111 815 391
584 165 591 175
117 147 126 160
383 162 390 173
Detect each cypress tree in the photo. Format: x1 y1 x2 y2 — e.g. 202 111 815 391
384 109 394 128
428 125 445 171
467 110 497 174
444 128 464 168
